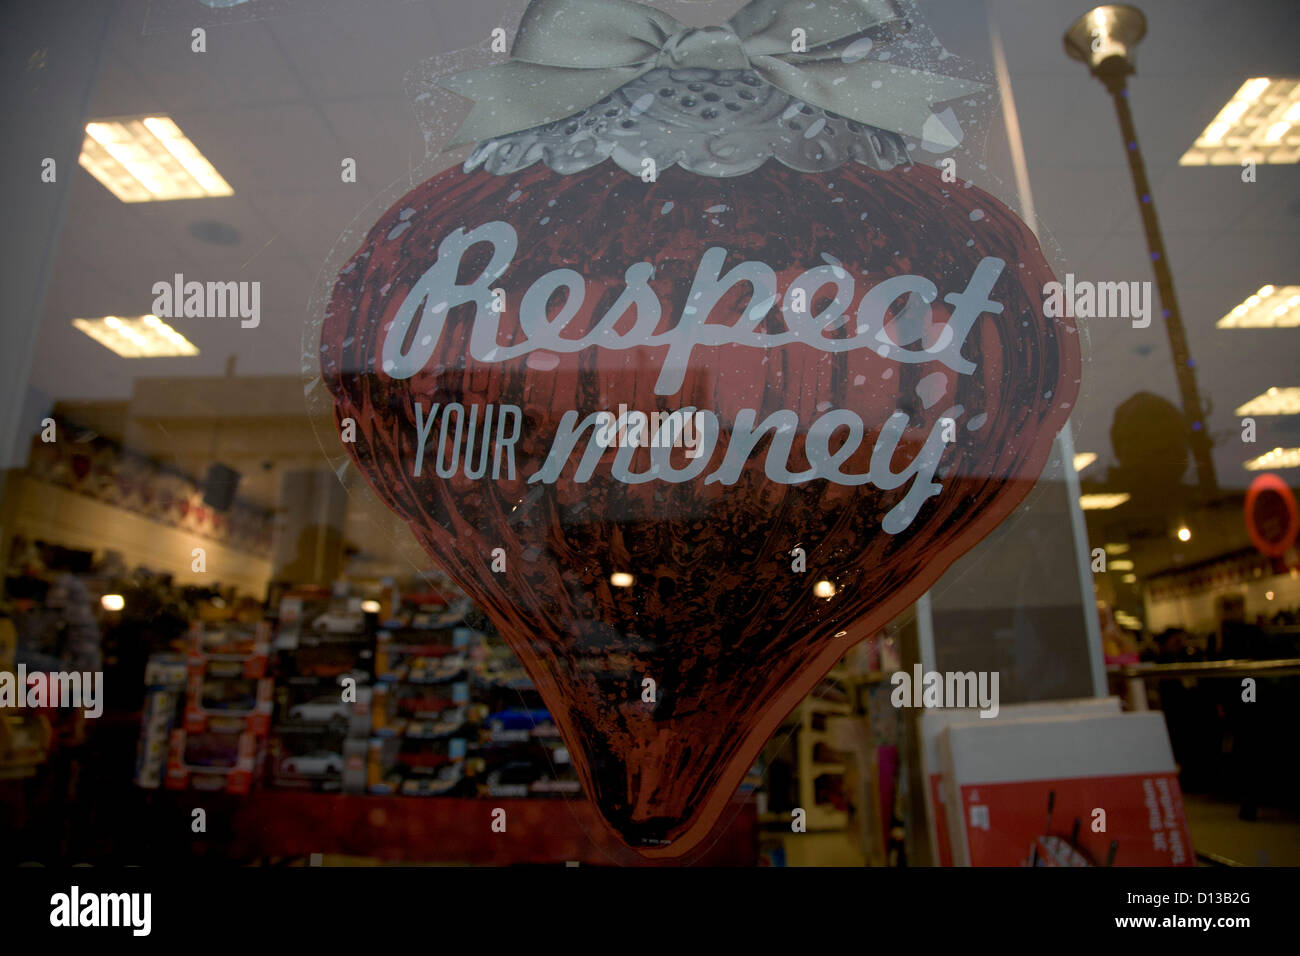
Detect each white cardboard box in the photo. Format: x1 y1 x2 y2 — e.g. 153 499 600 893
919 697 1119 866
939 711 1192 867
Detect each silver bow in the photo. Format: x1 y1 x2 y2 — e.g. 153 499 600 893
438 0 986 146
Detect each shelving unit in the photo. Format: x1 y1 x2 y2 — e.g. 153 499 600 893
795 671 854 831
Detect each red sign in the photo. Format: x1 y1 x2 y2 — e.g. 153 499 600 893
1245 472 1299 558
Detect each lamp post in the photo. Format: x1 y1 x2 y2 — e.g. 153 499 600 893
1064 5 1219 499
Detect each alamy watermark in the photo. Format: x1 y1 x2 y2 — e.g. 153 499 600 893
890 664 1000 718
590 405 708 459
152 273 260 328
1043 274 1152 329
50 886 150 936
0 667 103 718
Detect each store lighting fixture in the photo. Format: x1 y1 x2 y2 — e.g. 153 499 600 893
101 594 125 612
610 572 634 588
1216 284 1300 328
1176 526 1192 542
79 115 233 202
1179 77 1300 166
1120 574 1137 585
73 314 199 358
1079 493 1130 511
1244 446 1300 470
1104 542 1130 555
1110 559 1135 571
813 580 837 599
1073 452 1098 472
1266 590 1276 600
1234 386 1300 417
361 600 381 614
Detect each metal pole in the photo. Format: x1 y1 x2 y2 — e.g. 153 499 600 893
1097 65 1219 498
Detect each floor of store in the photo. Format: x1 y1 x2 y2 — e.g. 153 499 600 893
1183 794 1300 867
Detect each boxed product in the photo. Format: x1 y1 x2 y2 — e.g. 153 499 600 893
475 729 578 798
367 734 468 795
374 627 473 682
134 653 187 789
182 659 273 735
939 710 1194 867
372 680 473 737
268 723 348 791
164 728 260 794
919 697 1120 866
189 620 270 660
276 676 372 737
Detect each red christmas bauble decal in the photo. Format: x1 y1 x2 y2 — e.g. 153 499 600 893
321 155 1079 856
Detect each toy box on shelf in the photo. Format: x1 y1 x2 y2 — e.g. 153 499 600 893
182 620 272 735
164 727 260 793
268 585 377 793
365 586 487 796
468 638 580 798
133 653 187 789
167 621 272 793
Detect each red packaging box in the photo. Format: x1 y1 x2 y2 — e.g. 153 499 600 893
919 697 1120 866
940 711 1194 867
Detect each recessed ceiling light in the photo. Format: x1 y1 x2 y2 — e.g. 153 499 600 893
1180 77 1300 166
1244 447 1300 470
79 115 233 202
1110 559 1135 571
1217 284 1300 328
72 315 199 358
1073 452 1098 472
813 580 837 599
1080 493 1130 511
1104 542 1130 555
1120 574 1138 584
1235 386 1300 416
610 572 634 588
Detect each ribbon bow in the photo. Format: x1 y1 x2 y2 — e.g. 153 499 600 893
438 0 986 146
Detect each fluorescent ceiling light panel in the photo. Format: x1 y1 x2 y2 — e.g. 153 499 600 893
1235 386 1300 416
1217 285 1300 328
79 116 233 202
1073 452 1098 472
1080 493 1131 511
1180 77 1300 166
72 315 200 358
1244 447 1300 471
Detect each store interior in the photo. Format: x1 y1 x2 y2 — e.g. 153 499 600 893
2 0 1299 866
